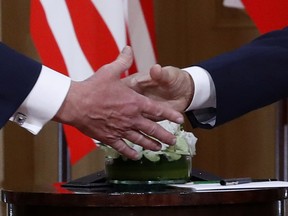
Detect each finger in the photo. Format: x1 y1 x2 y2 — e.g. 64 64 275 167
150 64 172 85
105 46 134 78
134 116 177 146
122 73 150 93
110 139 139 160
142 113 166 122
126 64 162 87
114 46 134 77
130 72 155 87
124 130 162 151
141 98 184 124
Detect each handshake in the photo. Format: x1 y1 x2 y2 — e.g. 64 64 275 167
54 46 195 159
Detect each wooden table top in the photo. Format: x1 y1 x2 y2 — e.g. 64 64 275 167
1 183 287 207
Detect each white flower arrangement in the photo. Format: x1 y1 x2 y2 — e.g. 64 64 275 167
102 120 198 162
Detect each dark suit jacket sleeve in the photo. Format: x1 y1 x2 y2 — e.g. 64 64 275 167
186 27 288 128
0 43 42 128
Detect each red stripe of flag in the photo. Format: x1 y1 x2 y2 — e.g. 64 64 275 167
66 0 119 71
242 0 288 34
30 0 96 165
63 125 96 164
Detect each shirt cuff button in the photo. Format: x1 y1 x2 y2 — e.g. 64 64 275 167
13 113 27 125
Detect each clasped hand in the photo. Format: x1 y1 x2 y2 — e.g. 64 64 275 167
55 47 185 160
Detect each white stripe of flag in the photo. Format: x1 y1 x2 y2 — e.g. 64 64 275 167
126 0 157 73
40 0 94 81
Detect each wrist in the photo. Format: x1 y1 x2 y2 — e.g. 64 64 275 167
53 81 80 125
182 70 194 110
183 66 215 111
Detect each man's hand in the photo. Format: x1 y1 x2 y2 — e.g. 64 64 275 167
123 64 194 117
54 47 184 160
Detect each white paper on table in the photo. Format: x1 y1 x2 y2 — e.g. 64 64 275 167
170 181 288 191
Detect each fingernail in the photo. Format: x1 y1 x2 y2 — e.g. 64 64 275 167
132 152 140 160
155 144 162 151
121 46 132 55
176 117 184 124
171 138 177 145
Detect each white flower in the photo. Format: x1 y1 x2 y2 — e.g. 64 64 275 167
177 130 197 156
102 120 198 162
158 120 180 135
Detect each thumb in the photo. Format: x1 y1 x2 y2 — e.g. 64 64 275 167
113 46 133 77
150 64 171 85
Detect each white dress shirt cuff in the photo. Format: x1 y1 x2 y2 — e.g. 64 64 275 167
10 66 71 134
183 66 216 126
183 66 216 111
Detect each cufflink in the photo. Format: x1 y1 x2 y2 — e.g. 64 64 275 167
13 112 27 126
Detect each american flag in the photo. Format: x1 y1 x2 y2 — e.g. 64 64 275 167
30 0 157 164
224 0 288 34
